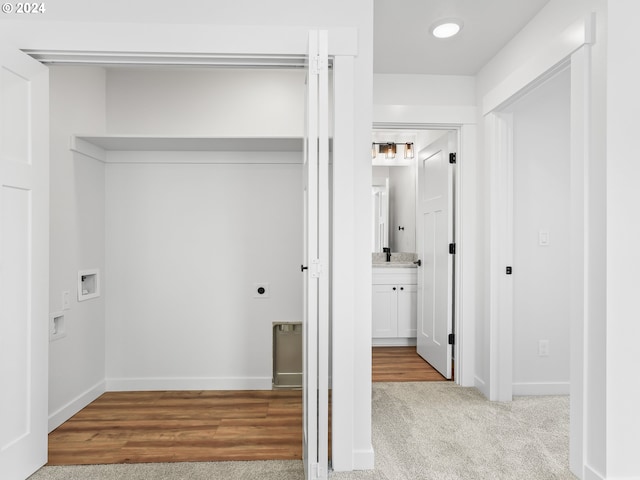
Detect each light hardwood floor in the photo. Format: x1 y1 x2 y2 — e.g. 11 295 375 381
48 347 444 465
372 346 447 382
48 390 302 465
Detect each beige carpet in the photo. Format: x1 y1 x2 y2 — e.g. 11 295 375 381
30 382 575 479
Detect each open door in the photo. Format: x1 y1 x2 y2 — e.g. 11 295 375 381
416 132 455 379
0 45 49 479
302 30 329 480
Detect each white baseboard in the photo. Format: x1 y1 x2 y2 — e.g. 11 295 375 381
372 338 416 347
48 380 106 432
474 375 489 398
583 464 605 480
512 381 570 396
352 447 375 470
106 376 273 391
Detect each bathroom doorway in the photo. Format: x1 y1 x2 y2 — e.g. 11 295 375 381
371 127 460 383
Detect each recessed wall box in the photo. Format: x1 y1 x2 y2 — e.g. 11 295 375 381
78 269 100 301
50 312 66 341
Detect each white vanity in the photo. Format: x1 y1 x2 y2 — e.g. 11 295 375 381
372 253 418 346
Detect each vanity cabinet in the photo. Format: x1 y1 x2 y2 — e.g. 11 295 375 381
372 267 417 345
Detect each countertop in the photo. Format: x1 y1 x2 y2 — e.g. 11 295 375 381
372 252 418 268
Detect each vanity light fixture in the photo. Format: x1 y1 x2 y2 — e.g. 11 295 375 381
404 142 414 159
430 19 463 39
372 142 414 160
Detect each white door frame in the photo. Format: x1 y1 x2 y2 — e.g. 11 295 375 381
0 20 360 475
483 14 595 477
373 122 475 388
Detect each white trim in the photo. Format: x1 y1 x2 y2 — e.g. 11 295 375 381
372 338 416 347
482 13 595 115
2 22 358 57
474 376 489 398
372 122 475 388
48 380 106 433
331 54 357 472
569 45 590 480
105 377 272 392
486 111 514 402
457 124 477 388
583 465 605 480
373 105 476 125
352 448 375 470
512 382 570 396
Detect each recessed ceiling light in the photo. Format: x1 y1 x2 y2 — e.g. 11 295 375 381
431 19 463 39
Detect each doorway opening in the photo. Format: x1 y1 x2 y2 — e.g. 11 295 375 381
371 126 460 384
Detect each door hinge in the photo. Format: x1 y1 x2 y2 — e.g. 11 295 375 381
310 55 327 75
310 258 324 278
449 152 457 164
506 266 513 275
448 333 455 345
449 243 456 254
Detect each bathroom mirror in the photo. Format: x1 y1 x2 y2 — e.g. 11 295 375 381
372 180 389 252
372 165 416 253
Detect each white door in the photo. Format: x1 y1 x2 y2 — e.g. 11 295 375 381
0 46 49 479
416 132 455 379
302 30 329 480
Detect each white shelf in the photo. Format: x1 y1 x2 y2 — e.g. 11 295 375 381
70 135 305 163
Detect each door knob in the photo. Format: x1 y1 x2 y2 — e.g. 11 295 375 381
301 265 308 272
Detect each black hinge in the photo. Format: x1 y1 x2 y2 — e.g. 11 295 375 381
449 152 457 164
506 266 512 275
449 243 456 254
448 333 455 345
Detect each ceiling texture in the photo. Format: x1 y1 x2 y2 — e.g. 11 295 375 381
374 0 551 75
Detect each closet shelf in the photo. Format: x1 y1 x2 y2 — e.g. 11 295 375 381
70 135 305 163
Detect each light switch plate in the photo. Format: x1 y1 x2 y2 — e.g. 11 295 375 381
538 230 550 246
62 291 70 310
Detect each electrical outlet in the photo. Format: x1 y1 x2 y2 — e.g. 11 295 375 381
538 340 550 357
254 283 270 298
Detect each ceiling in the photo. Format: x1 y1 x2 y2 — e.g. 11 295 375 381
374 0 550 75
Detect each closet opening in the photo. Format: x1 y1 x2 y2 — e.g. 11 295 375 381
46 63 331 466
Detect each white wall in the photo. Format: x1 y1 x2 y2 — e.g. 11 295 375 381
102 69 304 389
106 68 306 136
48 66 107 430
509 68 571 395
606 1 640 478
105 159 302 390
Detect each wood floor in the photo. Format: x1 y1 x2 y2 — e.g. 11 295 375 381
372 346 447 382
48 347 444 465
47 390 302 465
